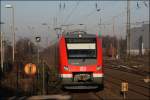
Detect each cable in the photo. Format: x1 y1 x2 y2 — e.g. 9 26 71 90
103 1 149 25
63 1 80 25
143 1 149 7
73 8 96 25
75 1 101 24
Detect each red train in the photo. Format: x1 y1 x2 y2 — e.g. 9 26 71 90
58 31 104 90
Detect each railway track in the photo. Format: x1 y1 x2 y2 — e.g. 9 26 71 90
5 87 121 100
102 58 150 99
104 57 150 75
47 80 120 100
105 73 149 89
93 92 104 100
2 58 149 100
104 82 149 100
104 68 149 99
105 76 149 97
104 62 150 77
70 92 104 100
128 56 149 64
47 62 149 99
48 82 105 100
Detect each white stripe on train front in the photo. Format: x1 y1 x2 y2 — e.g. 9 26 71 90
93 73 103 77
61 73 103 78
61 74 72 78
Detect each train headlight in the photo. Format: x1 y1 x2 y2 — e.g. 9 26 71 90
78 34 82 38
97 66 102 71
64 66 69 71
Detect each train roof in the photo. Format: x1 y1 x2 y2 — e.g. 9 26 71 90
62 30 96 38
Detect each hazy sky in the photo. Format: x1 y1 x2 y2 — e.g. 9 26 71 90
1 0 149 47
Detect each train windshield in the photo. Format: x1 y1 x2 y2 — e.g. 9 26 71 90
66 38 97 59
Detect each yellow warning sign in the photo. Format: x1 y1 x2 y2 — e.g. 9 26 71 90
121 82 128 92
24 63 36 75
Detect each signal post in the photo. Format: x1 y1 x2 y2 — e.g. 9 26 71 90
121 82 128 99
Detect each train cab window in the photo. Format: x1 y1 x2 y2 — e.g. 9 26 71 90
66 38 97 59
66 38 96 43
68 49 96 58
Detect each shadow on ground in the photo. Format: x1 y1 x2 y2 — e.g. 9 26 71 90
0 84 31 99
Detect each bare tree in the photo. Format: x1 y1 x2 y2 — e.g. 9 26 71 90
15 38 36 63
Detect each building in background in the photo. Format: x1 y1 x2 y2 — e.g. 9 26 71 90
129 22 149 55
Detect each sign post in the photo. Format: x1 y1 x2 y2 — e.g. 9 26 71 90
24 63 37 94
121 82 128 99
35 36 41 94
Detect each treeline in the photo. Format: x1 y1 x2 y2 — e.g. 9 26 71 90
102 35 127 57
0 35 127 72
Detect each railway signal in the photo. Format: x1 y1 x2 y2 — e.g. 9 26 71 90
35 36 41 92
98 31 102 37
96 31 102 37
35 36 41 42
35 36 41 65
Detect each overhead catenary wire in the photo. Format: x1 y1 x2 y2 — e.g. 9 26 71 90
61 1 141 29
71 1 128 31
136 1 140 8
136 0 149 9
143 0 149 7
76 1 102 23
63 1 80 25
75 8 97 25
74 1 99 24
102 0 149 25
93 1 148 33
55 0 63 26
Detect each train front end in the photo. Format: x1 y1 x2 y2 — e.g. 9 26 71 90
58 31 104 90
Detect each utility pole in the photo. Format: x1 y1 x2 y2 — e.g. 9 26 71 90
112 16 116 59
5 4 15 63
42 60 45 95
99 14 101 33
35 35 41 94
96 6 101 36
1 32 4 72
41 23 50 47
127 0 131 56
5 4 18 91
113 17 115 36
117 36 120 59
0 22 5 72
47 26 50 46
36 36 41 66
54 27 61 81
12 6 15 63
